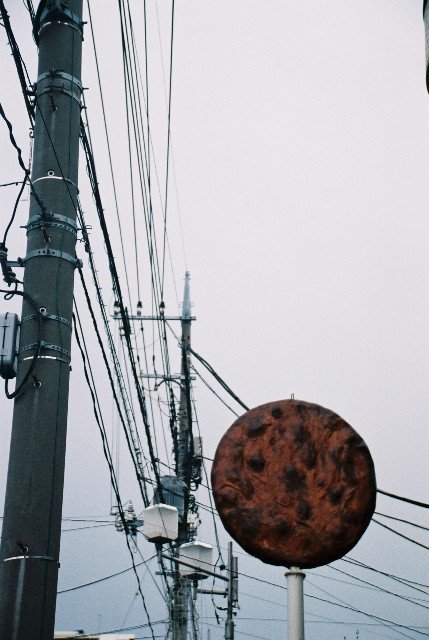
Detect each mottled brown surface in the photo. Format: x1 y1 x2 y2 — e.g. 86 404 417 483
211 400 376 569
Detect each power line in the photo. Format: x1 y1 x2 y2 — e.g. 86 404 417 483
375 511 429 532
73 307 157 640
373 518 429 552
188 346 249 412
342 557 429 594
377 489 429 510
160 0 175 299
327 565 429 613
58 558 153 594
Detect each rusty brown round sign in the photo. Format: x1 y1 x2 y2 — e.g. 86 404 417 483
211 399 376 569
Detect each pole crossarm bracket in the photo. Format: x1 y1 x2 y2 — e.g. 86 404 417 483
112 314 196 321
161 553 229 582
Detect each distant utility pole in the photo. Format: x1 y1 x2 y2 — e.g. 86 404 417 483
225 542 238 640
0 2 83 639
172 270 193 640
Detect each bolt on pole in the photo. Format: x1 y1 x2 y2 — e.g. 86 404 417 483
0 2 83 639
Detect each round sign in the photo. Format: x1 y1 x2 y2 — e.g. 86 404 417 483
211 400 376 568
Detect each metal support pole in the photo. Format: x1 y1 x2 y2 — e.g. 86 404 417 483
225 542 235 640
172 271 193 640
285 567 305 640
0 3 83 639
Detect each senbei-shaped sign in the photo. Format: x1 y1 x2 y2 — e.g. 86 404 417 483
211 399 376 640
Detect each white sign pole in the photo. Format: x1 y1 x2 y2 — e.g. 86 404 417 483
285 567 306 640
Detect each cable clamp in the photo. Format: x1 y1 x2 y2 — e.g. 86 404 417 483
20 354 70 365
36 85 81 107
4 555 59 565
24 248 82 269
25 214 77 238
37 70 83 92
32 175 78 191
22 313 72 330
19 341 71 362
38 4 84 33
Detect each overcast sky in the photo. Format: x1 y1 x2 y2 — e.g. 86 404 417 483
1 2 429 639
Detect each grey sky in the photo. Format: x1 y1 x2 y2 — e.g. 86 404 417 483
1 2 429 639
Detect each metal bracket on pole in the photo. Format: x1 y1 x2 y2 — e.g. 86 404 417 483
32 175 78 190
22 313 72 330
37 4 84 41
37 71 83 92
35 85 82 107
18 342 71 363
4 555 58 566
25 214 78 238
24 248 82 269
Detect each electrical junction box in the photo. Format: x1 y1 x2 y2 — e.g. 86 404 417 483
0 312 19 379
187 512 201 533
193 436 203 457
179 541 213 580
143 504 178 543
153 475 186 520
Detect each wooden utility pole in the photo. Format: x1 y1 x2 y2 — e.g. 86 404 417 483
0 2 83 638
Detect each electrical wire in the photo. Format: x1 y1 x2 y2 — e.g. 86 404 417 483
306 587 429 640
57 558 152 594
2 176 28 245
73 306 157 640
377 488 429 510
342 557 429 594
0 1 34 123
160 0 175 299
0 288 43 399
77 268 150 506
80 121 163 497
0 102 45 215
188 346 249 412
190 362 240 417
372 518 429 551
327 565 429 612
375 511 429 532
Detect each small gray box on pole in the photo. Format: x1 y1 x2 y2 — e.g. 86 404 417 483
0 312 19 379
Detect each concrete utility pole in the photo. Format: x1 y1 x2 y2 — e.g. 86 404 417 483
171 271 193 640
0 2 83 639
225 542 238 640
